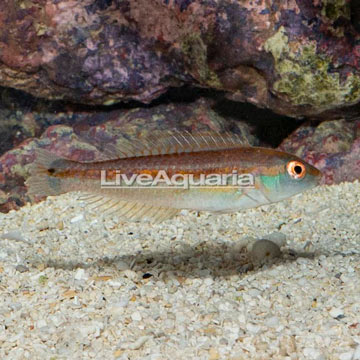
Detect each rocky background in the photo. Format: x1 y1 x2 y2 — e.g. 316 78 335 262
1 0 360 212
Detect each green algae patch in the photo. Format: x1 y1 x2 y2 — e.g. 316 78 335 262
181 33 222 88
264 26 360 111
321 0 350 21
11 163 29 179
103 98 118 106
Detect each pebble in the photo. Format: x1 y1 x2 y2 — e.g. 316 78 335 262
74 268 86 280
70 214 84 223
123 270 138 281
209 347 220 360
353 345 360 360
120 336 150 350
142 272 153 279
246 323 261 334
339 352 354 360
114 260 130 271
36 320 47 329
50 314 65 327
265 232 287 247
265 316 280 328
329 307 344 319
303 348 324 359
131 312 142 321
250 239 281 264
1 231 26 242
15 265 29 273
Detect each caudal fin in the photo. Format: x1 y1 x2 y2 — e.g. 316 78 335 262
26 149 69 197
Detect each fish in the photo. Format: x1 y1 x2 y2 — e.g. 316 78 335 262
25 130 322 223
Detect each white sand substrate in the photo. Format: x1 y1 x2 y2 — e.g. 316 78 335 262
0 182 359 360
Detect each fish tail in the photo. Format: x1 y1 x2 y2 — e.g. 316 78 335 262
26 149 70 197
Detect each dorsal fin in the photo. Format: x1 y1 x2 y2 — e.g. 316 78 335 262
76 129 248 161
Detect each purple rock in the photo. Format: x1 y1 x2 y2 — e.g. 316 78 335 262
0 1 360 117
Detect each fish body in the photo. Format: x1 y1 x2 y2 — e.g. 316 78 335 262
26 131 322 222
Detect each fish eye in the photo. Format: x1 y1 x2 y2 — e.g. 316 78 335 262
287 160 306 180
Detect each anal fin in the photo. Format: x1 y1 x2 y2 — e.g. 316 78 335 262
79 194 180 223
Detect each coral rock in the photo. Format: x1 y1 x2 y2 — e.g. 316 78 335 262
0 1 360 117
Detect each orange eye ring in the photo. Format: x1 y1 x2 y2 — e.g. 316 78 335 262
287 160 306 180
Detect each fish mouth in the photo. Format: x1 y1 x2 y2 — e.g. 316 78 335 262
308 165 323 185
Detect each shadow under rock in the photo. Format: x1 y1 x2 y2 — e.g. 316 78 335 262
42 241 317 279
